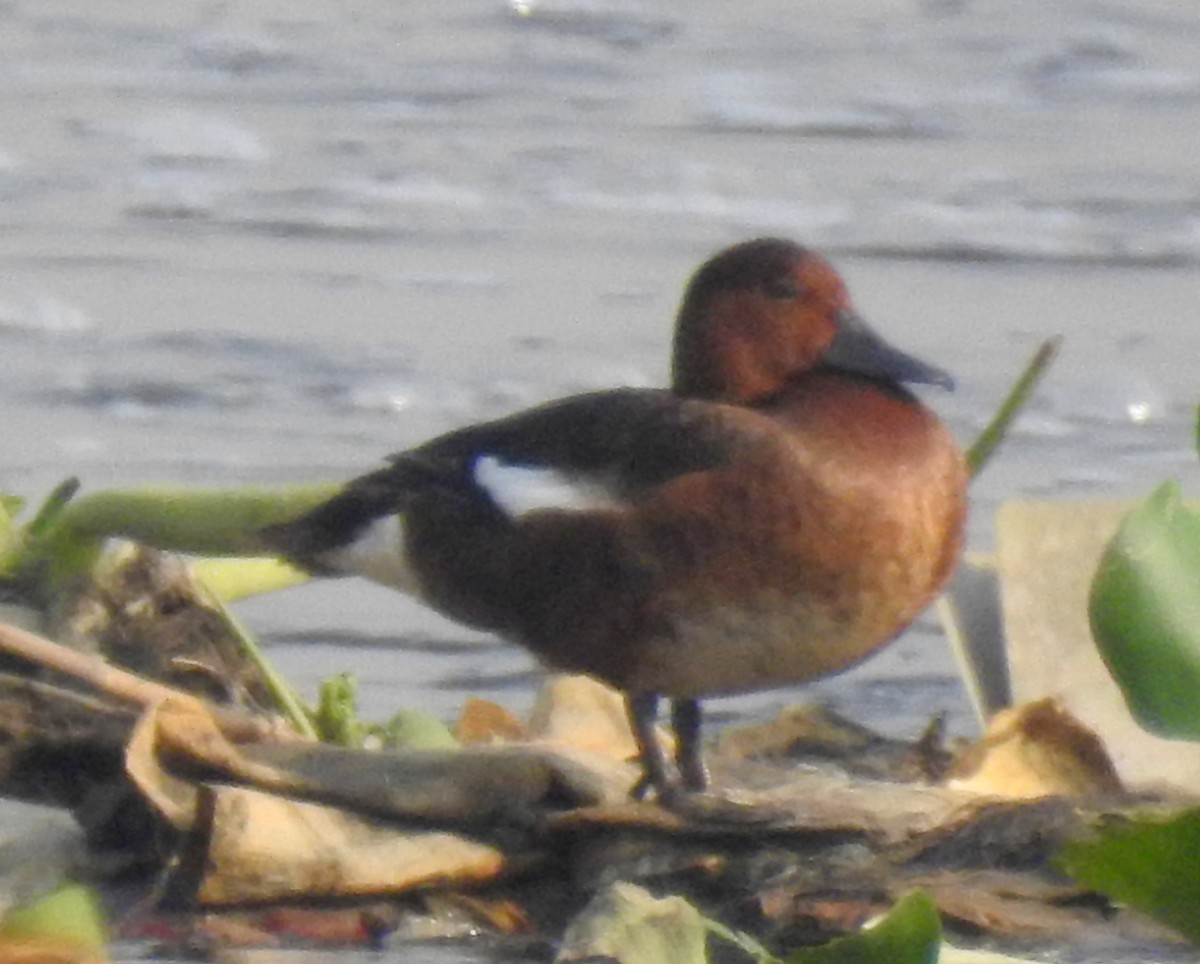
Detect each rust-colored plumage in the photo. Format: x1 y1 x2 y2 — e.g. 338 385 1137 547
263 238 968 799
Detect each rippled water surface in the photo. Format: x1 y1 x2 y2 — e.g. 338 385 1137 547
2 1 1199 957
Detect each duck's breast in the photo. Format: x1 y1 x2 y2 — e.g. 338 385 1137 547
602 381 966 697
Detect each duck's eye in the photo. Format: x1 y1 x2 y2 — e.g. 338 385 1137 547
764 277 800 300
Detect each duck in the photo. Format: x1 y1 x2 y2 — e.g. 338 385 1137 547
262 238 968 800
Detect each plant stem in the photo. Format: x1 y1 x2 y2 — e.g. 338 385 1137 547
51 483 341 556
966 336 1062 479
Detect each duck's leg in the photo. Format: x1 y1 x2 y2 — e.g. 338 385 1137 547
626 692 674 799
631 694 780 823
671 698 709 791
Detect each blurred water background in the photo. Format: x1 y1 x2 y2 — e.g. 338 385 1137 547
2 2 1199 954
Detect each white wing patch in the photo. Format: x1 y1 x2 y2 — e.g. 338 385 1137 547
474 455 623 519
321 514 424 597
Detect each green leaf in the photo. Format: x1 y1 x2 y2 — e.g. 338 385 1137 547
1058 807 1200 943
966 336 1061 479
310 675 459 750
783 890 941 964
0 881 108 950
3 477 85 584
371 708 460 750
1088 480 1200 739
23 477 80 539
312 673 367 747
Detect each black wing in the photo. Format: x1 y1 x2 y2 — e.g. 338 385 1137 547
261 388 738 566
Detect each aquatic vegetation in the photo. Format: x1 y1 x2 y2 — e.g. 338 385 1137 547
1089 474 1200 741
1060 404 1200 942
0 882 108 962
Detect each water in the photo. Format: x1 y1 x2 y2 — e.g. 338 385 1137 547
5 0 1200 752
2 1 1199 957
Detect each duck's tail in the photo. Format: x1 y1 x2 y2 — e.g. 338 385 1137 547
257 460 429 586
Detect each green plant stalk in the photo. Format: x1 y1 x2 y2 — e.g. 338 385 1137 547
966 336 1062 479
705 918 777 963
206 592 319 740
49 483 341 556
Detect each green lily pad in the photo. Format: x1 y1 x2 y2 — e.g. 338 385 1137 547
1089 480 1200 739
1058 807 1200 943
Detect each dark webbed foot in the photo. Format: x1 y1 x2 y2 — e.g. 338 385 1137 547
626 692 673 801
626 693 712 799
625 692 790 825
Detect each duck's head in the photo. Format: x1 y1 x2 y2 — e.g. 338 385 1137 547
670 238 954 404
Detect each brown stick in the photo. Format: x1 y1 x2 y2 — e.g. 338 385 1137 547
0 620 293 743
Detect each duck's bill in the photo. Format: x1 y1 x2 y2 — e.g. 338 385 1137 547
823 310 955 391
